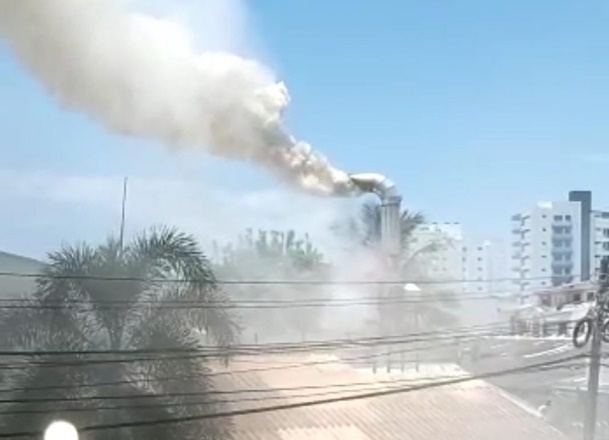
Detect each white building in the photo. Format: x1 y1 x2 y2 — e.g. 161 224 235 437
591 210 609 272
410 223 507 292
511 200 583 293
462 239 508 294
410 222 464 283
510 191 609 295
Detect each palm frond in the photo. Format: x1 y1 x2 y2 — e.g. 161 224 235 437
128 226 239 349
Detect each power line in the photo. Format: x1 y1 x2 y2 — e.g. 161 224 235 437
0 313 578 370
0 297 504 309
1 330 543 401
0 270 583 285
0 319 518 358
0 354 586 437
0 331 500 371
0 283 584 308
0 322 525 376
0 362 589 417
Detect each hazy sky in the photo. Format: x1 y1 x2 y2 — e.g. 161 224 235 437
1 0 608 258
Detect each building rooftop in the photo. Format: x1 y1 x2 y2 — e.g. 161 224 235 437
212 354 564 440
0 251 44 299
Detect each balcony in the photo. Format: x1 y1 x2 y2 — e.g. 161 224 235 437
552 232 573 240
553 218 573 226
552 249 573 257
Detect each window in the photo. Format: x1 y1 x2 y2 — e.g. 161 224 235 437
587 292 595 301
566 215 571 221
573 293 582 303
554 215 563 221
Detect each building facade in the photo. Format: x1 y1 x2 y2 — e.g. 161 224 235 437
511 200 583 292
411 224 507 294
511 191 609 293
591 209 609 273
410 222 464 284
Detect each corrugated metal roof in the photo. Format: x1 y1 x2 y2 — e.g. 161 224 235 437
212 354 565 440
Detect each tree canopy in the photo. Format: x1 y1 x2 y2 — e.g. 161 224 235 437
213 228 330 342
0 226 237 440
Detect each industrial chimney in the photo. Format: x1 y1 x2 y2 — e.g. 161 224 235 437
349 172 403 351
349 173 402 259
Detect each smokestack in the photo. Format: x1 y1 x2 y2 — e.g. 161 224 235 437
0 1 358 197
349 173 402 257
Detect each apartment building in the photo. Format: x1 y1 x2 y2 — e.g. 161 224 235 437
511 200 582 292
462 240 508 294
410 222 464 283
510 191 609 293
591 210 609 271
411 223 507 293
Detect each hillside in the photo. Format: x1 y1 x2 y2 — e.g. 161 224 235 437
0 252 44 299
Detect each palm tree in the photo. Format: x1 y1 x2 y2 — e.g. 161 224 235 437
0 227 238 440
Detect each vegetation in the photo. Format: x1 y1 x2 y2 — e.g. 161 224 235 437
0 227 237 440
213 228 330 342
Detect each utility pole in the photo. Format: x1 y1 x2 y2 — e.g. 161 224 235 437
118 177 128 251
583 256 609 440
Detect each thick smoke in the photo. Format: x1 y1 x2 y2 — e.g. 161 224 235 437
0 0 358 196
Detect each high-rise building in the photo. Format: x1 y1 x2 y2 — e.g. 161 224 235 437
591 210 609 272
410 224 508 326
462 239 508 295
410 222 464 283
510 191 609 293
410 223 507 293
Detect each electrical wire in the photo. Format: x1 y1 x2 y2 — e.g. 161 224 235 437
0 320 514 356
0 314 577 371
0 308 577 359
0 361 589 417
0 330 502 371
0 324 581 399
0 354 587 437
0 270 585 285
0 282 583 308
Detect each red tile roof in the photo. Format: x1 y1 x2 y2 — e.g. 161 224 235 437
212 354 566 440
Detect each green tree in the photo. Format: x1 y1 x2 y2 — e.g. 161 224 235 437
214 228 329 342
0 227 238 440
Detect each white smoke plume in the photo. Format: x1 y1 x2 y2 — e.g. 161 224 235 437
0 0 358 196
